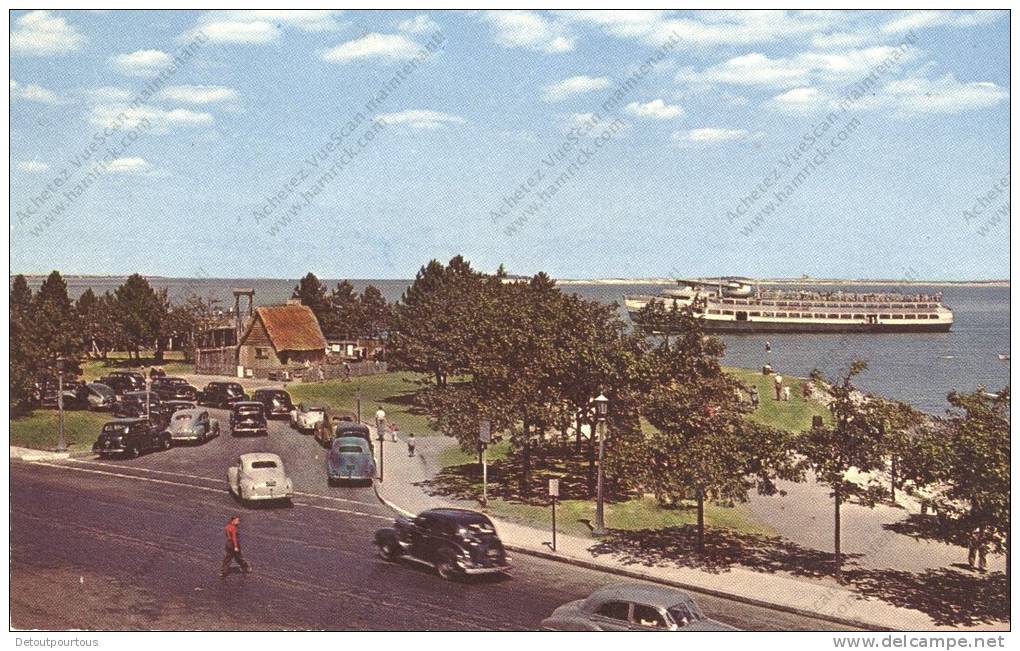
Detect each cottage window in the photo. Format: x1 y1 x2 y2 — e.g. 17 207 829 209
256 347 268 359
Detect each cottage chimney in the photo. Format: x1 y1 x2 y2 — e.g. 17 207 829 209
287 298 302 305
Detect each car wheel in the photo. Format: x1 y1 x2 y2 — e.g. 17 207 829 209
128 445 140 459
161 436 172 450
436 550 461 581
378 540 401 561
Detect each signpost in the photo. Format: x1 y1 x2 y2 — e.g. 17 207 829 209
548 478 559 551
479 420 491 507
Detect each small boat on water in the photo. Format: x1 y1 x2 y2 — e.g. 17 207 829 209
625 277 954 334
998 354 1010 361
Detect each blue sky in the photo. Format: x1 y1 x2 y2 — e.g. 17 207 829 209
10 9 1010 280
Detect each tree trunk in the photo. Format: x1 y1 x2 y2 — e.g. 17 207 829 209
520 419 531 498
696 489 706 554
574 412 582 453
154 338 165 364
834 490 843 583
890 455 897 502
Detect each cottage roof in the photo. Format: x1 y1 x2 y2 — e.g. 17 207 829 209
241 304 327 352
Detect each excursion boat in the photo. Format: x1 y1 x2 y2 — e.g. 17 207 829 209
624 278 954 334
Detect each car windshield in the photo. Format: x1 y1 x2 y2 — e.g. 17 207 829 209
225 386 244 395
336 445 364 453
250 461 278 469
102 424 129 434
174 414 192 421
237 406 261 414
667 602 704 626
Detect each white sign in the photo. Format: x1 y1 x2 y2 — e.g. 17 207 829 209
479 419 491 444
548 478 559 497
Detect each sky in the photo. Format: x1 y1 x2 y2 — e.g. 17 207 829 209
9 9 1011 280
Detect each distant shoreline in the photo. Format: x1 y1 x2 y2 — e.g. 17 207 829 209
12 274 1010 288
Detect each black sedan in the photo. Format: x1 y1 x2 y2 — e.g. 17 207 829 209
151 376 198 402
229 401 268 437
93 418 172 458
197 381 247 409
375 508 511 581
252 388 294 419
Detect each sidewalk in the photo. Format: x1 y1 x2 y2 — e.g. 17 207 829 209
373 436 1007 632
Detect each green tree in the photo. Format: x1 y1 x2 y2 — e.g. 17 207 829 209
10 275 39 414
292 272 333 333
797 361 887 582
164 295 216 362
642 307 798 552
114 274 167 361
357 285 392 341
328 280 359 339
33 271 85 366
871 398 925 502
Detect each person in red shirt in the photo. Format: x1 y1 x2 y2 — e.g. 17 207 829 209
221 515 251 578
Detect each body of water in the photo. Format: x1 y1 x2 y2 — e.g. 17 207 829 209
31 276 1009 414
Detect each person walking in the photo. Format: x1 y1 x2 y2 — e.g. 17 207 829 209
749 386 760 409
221 515 251 578
391 421 399 443
343 361 352 382
773 374 784 400
968 526 988 571
407 433 416 457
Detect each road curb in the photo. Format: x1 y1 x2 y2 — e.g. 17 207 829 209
370 483 890 632
10 446 94 462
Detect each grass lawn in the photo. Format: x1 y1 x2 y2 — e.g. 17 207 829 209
10 409 109 452
81 351 194 382
486 495 774 539
288 372 439 435
725 366 830 432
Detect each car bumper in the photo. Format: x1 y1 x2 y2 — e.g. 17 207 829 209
328 471 374 481
232 427 267 436
170 433 202 441
94 445 128 455
459 562 512 575
243 488 293 501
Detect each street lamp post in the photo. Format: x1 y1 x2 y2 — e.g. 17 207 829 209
55 356 67 453
592 393 609 537
376 408 386 482
145 372 151 422
355 388 362 424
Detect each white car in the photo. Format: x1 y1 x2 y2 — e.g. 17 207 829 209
227 453 294 504
290 402 327 434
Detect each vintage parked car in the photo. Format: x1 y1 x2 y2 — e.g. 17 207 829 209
164 399 197 417
227 452 293 504
375 508 511 580
230 401 268 437
290 402 327 434
84 382 117 411
93 418 172 458
326 436 376 485
97 371 146 395
316 419 372 449
151 376 198 402
39 380 87 410
540 583 737 631
166 408 220 444
112 391 168 428
197 381 248 409
252 388 294 419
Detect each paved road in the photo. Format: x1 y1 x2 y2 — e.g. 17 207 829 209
11 409 853 631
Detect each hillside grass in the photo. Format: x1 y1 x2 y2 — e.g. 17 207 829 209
10 410 109 452
287 372 438 435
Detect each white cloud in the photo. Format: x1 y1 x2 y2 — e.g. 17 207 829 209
542 75 612 102
771 87 834 114
674 128 750 143
484 11 574 53
321 33 420 63
566 10 840 48
625 99 684 119
679 46 918 88
16 160 50 173
882 74 1008 115
10 79 61 104
111 50 172 76
10 10 85 55
157 85 239 104
86 86 133 102
811 32 869 49
880 10 1002 34
398 15 439 35
376 109 465 129
185 10 345 44
106 157 151 173
89 104 214 131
